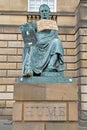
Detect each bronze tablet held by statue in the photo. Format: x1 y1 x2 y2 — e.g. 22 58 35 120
20 23 37 47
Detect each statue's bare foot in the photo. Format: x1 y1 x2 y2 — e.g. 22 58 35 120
24 66 33 77
23 72 33 77
24 73 32 77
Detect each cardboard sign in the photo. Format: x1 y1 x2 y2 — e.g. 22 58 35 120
37 19 58 32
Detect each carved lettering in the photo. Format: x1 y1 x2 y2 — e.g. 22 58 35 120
24 103 66 121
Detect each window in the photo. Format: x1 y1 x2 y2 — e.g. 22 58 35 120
28 0 56 12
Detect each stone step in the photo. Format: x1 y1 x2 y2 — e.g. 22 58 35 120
0 120 86 130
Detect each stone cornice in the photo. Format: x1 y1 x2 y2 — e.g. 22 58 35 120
0 11 75 16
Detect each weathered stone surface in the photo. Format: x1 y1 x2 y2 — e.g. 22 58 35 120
3 26 20 33
0 93 13 99
57 16 75 26
46 83 77 100
79 28 87 35
0 56 7 62
66 35 75 41
6 100 15 107
8 41 23 48
67 64 75 70
81 94 87 101
80 36 87 43
7 70 21 77
62 42 75 49
59 27 75 35
14 83 46 100
68 102 78 121
64 70 76 77
81 103 87 110
0 41 7 47
0 34 17 40
24 102 67 121
66 49 75 56
14 82 78 101
80 77 87 84
80 69 87 76
81 85 87 93
0 78 15 85
0 63 16 69
81 52 87 60
64 56 75 63
0 15 27 25
13 122 44 130
13 122 78 130
80 111 87 120
13 103 22 121
0 0 27 11
0 85 6 92
0 70 6 77
57 0 80 12
46 122 78 130
77 20 87 28
0 48 17 55
7 56 22 62
80 120 87 127
59 35 66 41
0 101 5 107
7 85 14 92
2 108 12 116
79 6 87 20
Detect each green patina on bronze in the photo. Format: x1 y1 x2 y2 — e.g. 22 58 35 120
18 76 73 83
20 4 64 77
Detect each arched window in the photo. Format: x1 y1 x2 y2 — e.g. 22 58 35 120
28 0 56 12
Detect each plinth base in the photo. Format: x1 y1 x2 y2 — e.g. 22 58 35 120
13 77 78 130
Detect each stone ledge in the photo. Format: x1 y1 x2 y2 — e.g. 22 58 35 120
13 122 78 130
14 79 78 101
79 120 87 127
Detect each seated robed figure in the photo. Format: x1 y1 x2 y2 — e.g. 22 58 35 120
20 4 64 77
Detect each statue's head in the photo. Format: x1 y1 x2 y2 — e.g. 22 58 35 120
39 4 50 19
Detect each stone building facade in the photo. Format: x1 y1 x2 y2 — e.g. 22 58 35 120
0 0 87 126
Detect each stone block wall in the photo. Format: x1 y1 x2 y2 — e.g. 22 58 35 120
75 0 87 126
0 25 24 119
0 0 27 119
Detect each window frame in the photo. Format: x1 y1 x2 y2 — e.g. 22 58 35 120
28 0 57 12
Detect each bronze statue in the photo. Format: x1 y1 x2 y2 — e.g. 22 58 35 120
20 4 64 77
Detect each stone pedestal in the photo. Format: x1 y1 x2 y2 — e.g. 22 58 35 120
13 77 78 130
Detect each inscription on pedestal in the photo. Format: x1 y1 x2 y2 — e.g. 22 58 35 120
24 102 67 121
